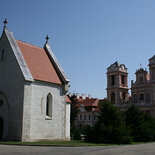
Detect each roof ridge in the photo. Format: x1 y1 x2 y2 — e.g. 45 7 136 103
16 39 43 49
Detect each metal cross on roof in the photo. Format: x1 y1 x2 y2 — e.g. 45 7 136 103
140 63 142 68
46 35 49 43
3 19 8 27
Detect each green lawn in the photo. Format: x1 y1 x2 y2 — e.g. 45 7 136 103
0 140 151 146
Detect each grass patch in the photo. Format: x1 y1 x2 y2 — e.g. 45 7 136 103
0 140 118 146
0 140 153 146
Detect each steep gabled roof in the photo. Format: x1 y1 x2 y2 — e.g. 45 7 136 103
2 26 69 85
16 40 62 84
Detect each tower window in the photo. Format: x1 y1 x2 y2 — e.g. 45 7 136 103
111 75 115 85
122 75 125 84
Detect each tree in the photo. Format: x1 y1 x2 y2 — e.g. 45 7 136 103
125 105 155 142
68 95 81 140
84 100 132 144
69 95 79 128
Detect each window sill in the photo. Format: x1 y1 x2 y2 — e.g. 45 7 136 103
45 116 52 120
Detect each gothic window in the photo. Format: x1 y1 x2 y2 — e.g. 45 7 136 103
122 75 125 84
46 93 53 118
140 94 144 101
111 75 115 85
111 92 115 103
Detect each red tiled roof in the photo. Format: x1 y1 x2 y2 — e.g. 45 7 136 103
66 95 71 103
76 98 99 107
16 40 62 84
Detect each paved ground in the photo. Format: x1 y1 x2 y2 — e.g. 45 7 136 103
0 143 155 155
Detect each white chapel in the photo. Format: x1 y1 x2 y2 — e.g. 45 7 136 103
0 19 71 142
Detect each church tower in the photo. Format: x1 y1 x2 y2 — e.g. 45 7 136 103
106 61 129 105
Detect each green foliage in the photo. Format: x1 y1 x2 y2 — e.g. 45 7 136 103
125 105 155 142
69 95 81 140
70 126 82 140
84 100 132 144
69 95 79 128
82 124 94 142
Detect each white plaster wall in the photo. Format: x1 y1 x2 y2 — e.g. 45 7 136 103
24 81 68 141
0 31 25 140
65 102 70 139
22 82 33 141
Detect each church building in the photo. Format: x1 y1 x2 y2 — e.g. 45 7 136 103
107 58 155 117
0 20 71 141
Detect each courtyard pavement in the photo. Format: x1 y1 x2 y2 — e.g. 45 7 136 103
0 142 155 155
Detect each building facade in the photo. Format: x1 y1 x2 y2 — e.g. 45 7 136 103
107 58 155 117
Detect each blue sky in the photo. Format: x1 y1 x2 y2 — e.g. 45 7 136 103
1 0 155 99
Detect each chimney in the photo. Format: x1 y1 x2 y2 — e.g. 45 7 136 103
88 94 91 99
81 94 86 99
76 93 80 99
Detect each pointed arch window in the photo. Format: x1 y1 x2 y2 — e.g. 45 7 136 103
46 93 53 118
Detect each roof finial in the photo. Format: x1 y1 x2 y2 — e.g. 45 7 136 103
3 19 8 28
46 35 49 43
140 63 142 68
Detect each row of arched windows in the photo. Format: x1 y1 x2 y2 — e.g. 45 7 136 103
133 93 150 102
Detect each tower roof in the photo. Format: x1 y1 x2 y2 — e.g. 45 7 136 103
114 61 121 66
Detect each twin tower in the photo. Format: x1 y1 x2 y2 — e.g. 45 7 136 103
106 55 155 106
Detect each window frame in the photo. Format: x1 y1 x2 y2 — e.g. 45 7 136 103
46 93 53 119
